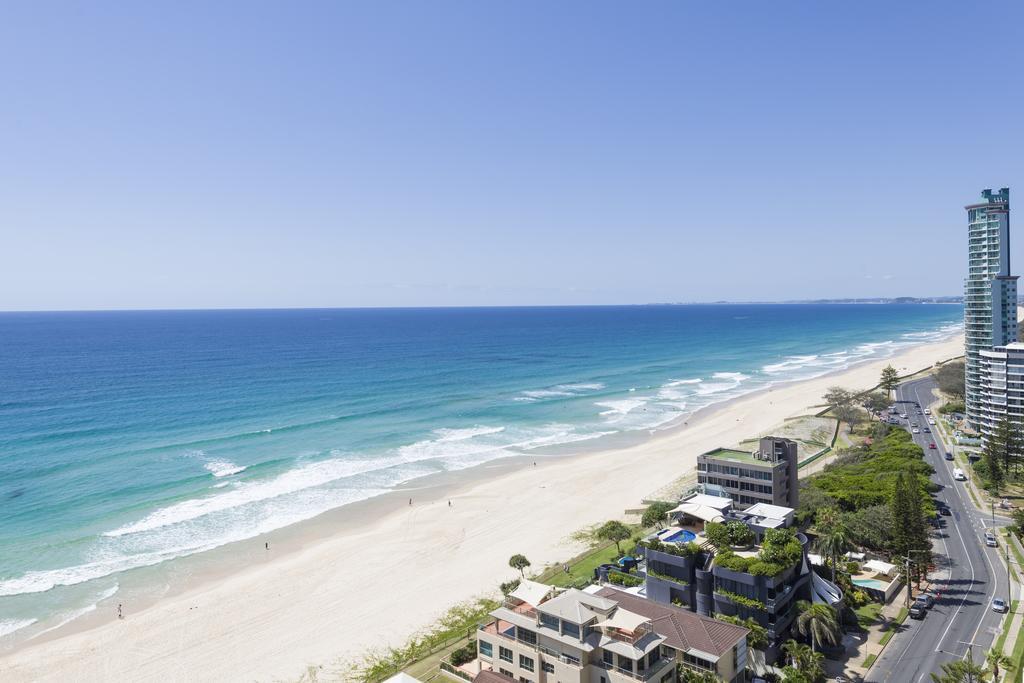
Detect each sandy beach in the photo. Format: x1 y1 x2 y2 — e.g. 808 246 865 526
0 334 964 683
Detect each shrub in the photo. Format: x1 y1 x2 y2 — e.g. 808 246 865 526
642 501 676 529
449 640 477 666
608 571 643 587
639 538 701 558
705 522 731 548
726 521 755 546
939 400 965 415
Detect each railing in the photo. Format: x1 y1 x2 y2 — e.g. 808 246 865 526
596 656 673 681
482 625 583 669
439 661 474 681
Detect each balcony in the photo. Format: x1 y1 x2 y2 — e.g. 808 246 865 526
596 655 674 681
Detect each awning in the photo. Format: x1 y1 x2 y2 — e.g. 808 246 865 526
864 559 897 576
596 607 650 632
508 579 552 607
669 502 727 523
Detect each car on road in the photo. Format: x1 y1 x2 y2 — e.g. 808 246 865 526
944 452 954 461
953 468 967 481
986 532 998 547
900 413 908 419
913 427 920 434
925 408 931 415
914 592 935 609
993 598 1009 613
939 506 952 516
929 442 937 449
909 603 927 619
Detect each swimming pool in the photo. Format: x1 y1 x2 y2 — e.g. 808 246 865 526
663 529 697 543
852 578 885 590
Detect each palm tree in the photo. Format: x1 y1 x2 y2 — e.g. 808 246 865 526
783 639 812 668
795 601 841 653
814 507 850 582
986 648 1013 680
930 659 986 683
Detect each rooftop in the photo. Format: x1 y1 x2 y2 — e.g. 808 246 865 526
699 447 761 464
595 587 748 658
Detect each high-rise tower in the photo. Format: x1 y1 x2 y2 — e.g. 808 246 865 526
965 188 1016 427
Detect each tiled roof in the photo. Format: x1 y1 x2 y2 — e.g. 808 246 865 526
473 671 514 683
595 587 748 657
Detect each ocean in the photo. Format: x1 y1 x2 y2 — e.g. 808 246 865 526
0 304 961 641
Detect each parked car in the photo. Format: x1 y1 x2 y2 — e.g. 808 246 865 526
900 413 908 419
929 418 936 425
924 427 931 433
914 592 935 609
944 452 954 461
909 604 927 620
985 532 998 547
925 408 931 415
939 506 952 516
993 598 1009 613
913 428 920 434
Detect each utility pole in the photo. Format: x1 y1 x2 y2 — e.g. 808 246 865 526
957 638 984 683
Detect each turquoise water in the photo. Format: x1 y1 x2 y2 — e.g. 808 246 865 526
663 529 697 543
853 578 887 589
0 304 960 640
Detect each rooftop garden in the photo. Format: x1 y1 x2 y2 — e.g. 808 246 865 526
713 527 803 577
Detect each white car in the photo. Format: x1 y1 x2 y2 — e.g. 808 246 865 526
912 427 920 434
924 408 931 415
900 413 908 419
993 598 1008 613
953 468 967 481
928 418 936 425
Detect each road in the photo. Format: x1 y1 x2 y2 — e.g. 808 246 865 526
867 375 1013 683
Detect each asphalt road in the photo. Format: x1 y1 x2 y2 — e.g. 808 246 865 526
866 375 1013 683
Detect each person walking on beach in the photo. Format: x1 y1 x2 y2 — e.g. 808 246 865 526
448 500 451 507
117 603 123 620
265 542 269 551
409 498 412 506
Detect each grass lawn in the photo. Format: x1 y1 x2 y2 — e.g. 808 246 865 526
539 541 619 588
1010 614 1024 680
863 653 877 668
994 600 1021 656
856 603 884 630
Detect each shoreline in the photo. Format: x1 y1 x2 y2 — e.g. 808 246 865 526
0 333 964 682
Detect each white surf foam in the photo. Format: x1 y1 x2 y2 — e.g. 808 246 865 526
595 398 647 417
516 382 605 401
204 460 247 478
0 618 37 639
29 585 118 637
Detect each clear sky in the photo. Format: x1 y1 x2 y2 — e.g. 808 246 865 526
2 2 1022 310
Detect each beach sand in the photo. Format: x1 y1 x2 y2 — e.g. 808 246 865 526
0 334 964 682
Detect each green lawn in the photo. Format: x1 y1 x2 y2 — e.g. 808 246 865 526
855 602 884 630
863 653 877 668
993 600 1021 656
539 541 620 588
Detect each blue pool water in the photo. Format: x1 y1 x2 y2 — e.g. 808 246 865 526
664 529 697 543
0 304 960 639
853 578 886 589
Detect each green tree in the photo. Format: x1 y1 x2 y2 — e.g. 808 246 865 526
890 470 914 558
596 520 632 554
986 648 1013 681
823 387 862 430
934 360 966 400
641 501 675 529
860 390 891 419
982 439 1005 493
677 667 719 683
508 553 531 577
880 365 901 398
794 601 841 652
929 658 986 683
782 639 824 682
499 578 521 595
985 415 1024 477
715 614 768 649
814 507 850 582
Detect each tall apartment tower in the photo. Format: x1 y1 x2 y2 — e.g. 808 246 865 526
965 188 1017 428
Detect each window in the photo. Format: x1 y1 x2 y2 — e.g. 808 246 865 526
603 650 614 665
500 669 513 678
683 653 714 671
519 655 534 672
499 646 513 663
539 612 559 630
479 640 493 658
561 621 580 638
517 628 537 645
541 662 554 674
617 655 633 672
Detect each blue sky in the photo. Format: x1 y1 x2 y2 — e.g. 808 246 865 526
1 2 1022 310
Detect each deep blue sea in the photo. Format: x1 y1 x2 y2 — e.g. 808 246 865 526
0 304 961 639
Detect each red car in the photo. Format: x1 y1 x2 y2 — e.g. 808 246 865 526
929 443 937 449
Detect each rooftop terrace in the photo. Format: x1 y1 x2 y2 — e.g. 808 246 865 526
699 447 764 464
